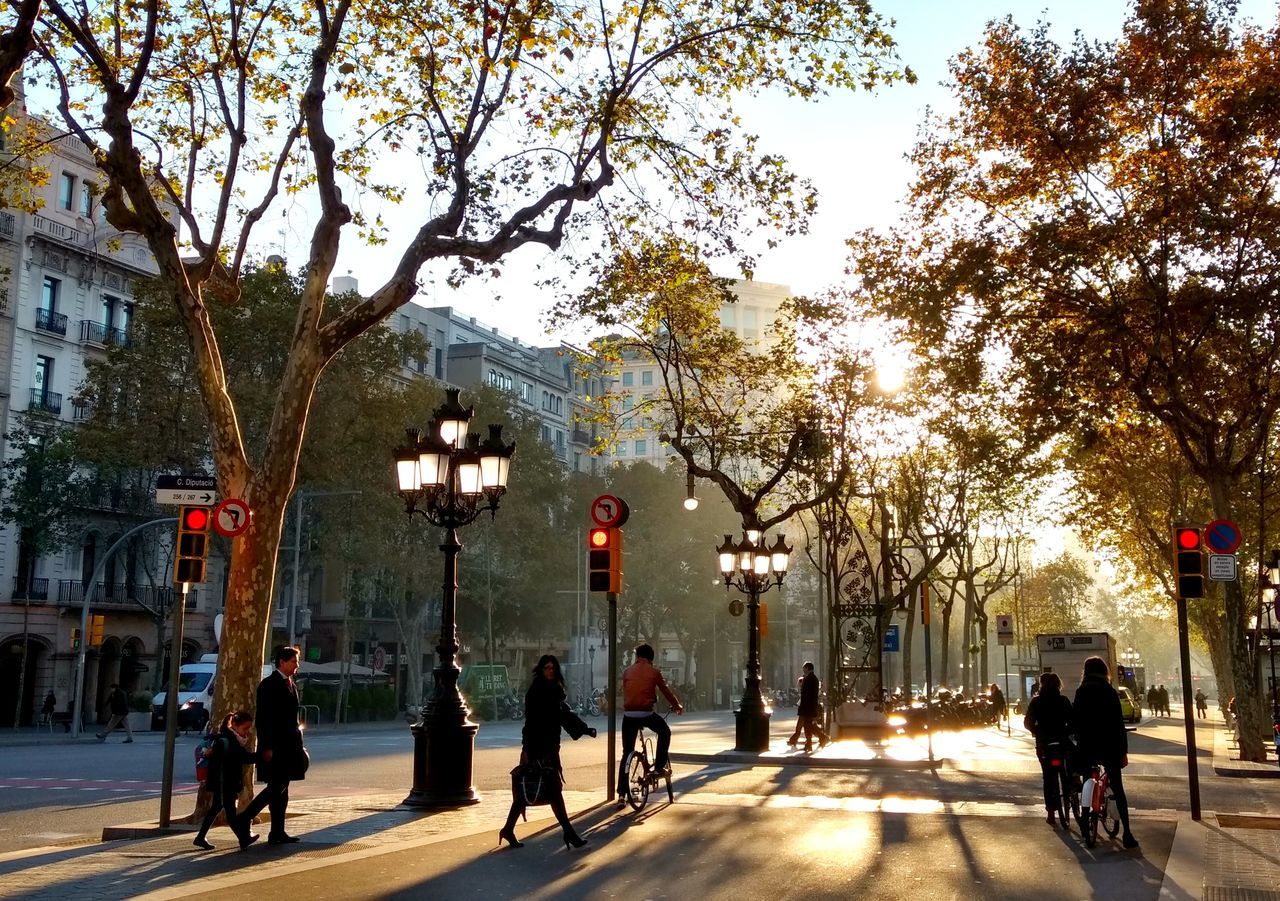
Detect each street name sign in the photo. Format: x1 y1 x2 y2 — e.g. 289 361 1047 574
155 474 217 507
1208 554 1238 582
883 624 900 652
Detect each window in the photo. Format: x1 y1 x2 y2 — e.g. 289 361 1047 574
622 371 634 387
541 424 552 443
79 182 93 216
555 396 562 415
119 303 133 334
102 294 119 328
556 430 565 450
489 368 500 386
635 439 647 455
641 370 653 386
434 348 444 379
40 277 59 312
542 391 550 410
616 443 628 457
59 173 75 210
34 355 53 397
520 381 534 402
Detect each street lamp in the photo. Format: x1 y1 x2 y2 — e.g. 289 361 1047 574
717 529 792 751
683 469 699 511
1261 549 1280 718
394 387 515 808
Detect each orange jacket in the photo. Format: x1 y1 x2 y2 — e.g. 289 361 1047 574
622 658 681 712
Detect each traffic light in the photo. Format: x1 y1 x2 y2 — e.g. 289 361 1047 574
89 614 105 648
70 627 80 651
1173 526 1204 599
587 527 622 593
174 505 212 584
759 602 769 639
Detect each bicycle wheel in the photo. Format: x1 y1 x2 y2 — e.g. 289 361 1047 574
624 751 650 811
1055 768 1070 826
1103 795 1122 838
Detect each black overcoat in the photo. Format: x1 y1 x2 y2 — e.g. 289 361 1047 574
255 670 306 782
520 677 591 774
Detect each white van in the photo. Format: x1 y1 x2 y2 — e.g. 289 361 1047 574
151 654 271 732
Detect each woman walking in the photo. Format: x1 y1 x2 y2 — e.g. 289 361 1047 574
499 655 597 850
1023 672 1074 826
193 711 262 851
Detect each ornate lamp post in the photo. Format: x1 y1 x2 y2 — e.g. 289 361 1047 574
394 388 515 807
717 529 792 751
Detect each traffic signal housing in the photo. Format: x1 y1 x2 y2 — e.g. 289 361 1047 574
174 505 212 584
588 527 622 593
1173 526 1204 599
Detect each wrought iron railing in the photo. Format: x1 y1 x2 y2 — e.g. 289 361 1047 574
56 580 196 611
29 388 62 415
35 307 68 335
11 578 49 601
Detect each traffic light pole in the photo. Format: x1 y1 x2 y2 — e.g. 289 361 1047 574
607 590 618 801
71 517 177 739
159 581 188 829
1175 590 1202 821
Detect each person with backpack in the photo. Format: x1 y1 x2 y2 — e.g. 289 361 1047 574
193 711 262 851
96 684 133 743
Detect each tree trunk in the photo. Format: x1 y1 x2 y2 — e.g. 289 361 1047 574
940 605 952 690
976 608 990 687
962 587 974 694
1206 476 1265 761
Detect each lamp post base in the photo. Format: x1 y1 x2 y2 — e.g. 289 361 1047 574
402 716 481 808
734 706 771 752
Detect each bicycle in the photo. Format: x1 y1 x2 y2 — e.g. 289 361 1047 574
1080 762 1122 848
622 717 674 811
1042 741 1080 829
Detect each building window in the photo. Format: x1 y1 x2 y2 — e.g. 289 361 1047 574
641 370 654 386
101 294 118 328
616 443 628 457
59 173 75 210
521 381 533 402
41 277 59 312
556 430 565 450
555 396 562 415
34 355 53 397
622 371 634 387
541 424 552 443
434 348 444 379
635 439 647 455
79 182 93 216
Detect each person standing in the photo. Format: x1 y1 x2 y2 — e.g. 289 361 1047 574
1072 656 1138 849
1158 685 1171 717
615 644 683 805
1024 672 1074 826
1194 689 1208 719
1146 685 1158 717
242 646 306 845
40 690 56 727
193 711 261 851
498 655 597 849
96 683 133 743
786 662 831 752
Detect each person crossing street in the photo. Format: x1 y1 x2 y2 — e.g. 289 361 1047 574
96 684 133 743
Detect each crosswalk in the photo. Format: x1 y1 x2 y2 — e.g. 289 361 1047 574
0 777 199 794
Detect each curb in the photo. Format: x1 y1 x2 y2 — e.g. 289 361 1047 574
1210 725 1279 778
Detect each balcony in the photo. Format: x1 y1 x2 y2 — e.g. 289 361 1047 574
32 213 88 248
30 388 62 415
79 320 129 347
56 580 196 612
11 578 49 601
35 308 68 336
0 211 14 240
572 429 591 445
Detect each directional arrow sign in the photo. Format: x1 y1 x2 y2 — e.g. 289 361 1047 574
213 498 251 538
155 487 218 506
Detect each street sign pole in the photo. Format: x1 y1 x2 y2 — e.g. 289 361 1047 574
1003 644 1011 736
606 590 617 801
159 581 188 829
1175 588 1201 820
922 582 933 763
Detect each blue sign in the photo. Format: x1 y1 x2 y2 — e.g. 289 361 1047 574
1205 519 1242 554
883 625 900 652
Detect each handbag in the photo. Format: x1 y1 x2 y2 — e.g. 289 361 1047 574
517 760 558 807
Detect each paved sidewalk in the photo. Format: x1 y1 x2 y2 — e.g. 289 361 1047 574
1210 719 1279 778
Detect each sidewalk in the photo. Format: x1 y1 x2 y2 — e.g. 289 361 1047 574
1210 717 1279 778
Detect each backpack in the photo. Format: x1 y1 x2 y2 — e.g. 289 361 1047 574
195 733 220 784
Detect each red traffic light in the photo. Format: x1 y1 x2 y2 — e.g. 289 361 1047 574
1176 527 1201 550
589 528 610 549
183 507 210 531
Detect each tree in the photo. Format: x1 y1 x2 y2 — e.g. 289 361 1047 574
0 413 84 726
1020 553 1093 640
4 0 911 728
850 0 1280 760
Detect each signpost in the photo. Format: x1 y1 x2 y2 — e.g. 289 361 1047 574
1208 554 1238 582
996 614 1014 735
1204 519 1242 554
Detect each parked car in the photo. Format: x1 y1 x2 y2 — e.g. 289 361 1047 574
153 654 271 732
1118 686 1142 724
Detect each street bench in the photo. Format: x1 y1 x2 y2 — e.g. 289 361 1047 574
44 711 73 733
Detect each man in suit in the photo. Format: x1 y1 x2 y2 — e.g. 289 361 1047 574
243 646 305 845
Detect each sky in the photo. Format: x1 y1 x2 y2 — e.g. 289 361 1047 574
322 0 1279 346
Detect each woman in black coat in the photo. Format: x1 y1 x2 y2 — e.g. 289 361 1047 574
499 655 597 850
193 710 262 851
1023 672 1074 826
1071 656 1138 848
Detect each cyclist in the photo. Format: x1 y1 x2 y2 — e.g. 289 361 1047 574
616 644 683 805
1071 655 1139 849
1023 671 1074 826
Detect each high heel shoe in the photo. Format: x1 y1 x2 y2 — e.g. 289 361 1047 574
564 833 587 849
498 828 524 848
